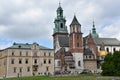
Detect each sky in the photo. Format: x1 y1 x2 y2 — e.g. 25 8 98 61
0 0 120 49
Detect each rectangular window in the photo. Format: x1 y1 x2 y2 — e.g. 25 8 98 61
34 59 37 64
4 59 6 65
13 67 16 73
25 59 28 64
44 59 46 64
12 51 14 56
27 67 30 72
58 61 60 66
11 59 14 64
44 52 46 56
33 52 37 57
20 51 22 56
78 61 81 66
26 51 28 56
19 67 22 73
46 66 49 71
49 52 51 56
19 59 22 64
48 59 51 64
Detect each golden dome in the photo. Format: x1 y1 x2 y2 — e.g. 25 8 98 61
99 50 108 56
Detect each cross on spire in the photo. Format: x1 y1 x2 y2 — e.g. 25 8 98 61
93 19 95 28
59 0 61 7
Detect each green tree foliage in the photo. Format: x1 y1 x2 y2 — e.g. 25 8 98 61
101 51 120 76
113 51 120 76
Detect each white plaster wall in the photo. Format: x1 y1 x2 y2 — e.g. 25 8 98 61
55 40 60 53
65 47 69 51
97 45 120 54
72 53 83 70
55 59 60 67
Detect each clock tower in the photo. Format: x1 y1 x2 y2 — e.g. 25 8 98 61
53 4 68 52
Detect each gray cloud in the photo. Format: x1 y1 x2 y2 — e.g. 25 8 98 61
0 0 120 49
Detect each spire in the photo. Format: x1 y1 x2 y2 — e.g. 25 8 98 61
93 20 95 28
91 20 99 38
92 21 96 33
70 15 80 25
53 3 68 34
59 0 61 7
57 2 63 17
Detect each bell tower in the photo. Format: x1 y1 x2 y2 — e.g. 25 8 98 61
69 15 83 53
53 3 68 52
69 15 83 72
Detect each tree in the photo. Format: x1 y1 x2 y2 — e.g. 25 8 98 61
101 53 115 76
101 51 120 76
112 51 120 76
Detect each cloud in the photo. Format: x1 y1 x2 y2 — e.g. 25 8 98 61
0 0 120 49
100 20 120 40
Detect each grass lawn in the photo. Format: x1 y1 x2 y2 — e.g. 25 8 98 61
2 74 118 80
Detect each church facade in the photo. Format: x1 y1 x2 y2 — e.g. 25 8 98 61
53 4 120 73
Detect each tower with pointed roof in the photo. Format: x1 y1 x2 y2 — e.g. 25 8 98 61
53 4 68 52
91 21 99 38
69 15 84 71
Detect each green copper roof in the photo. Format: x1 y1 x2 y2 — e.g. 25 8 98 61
70 15 80 25
57 5 63 12
91 33 99 38
91 21 99 38
8 43 51 50
53 4 68 34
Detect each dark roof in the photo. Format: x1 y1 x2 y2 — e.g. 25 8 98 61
8 43 51 49
94 38 120 46
58 36 69 47
64 52 73 56
84 48 94 55
70 15 80 25
55 48 72 59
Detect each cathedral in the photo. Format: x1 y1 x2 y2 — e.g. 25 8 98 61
53 4 120 73
0 3 120 78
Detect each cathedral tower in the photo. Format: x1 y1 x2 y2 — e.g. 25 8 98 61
69 15 83 71
91 21 99 38
53 4 68 52
69 15 83 53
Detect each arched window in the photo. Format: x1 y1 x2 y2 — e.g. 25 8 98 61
78 61 81 66
60 11 62 16
77 26 79 32
77 43 79 47
113 48 116 52
60 23 63 28
77 35 79 39
106 48 109 52
89 55 91 59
